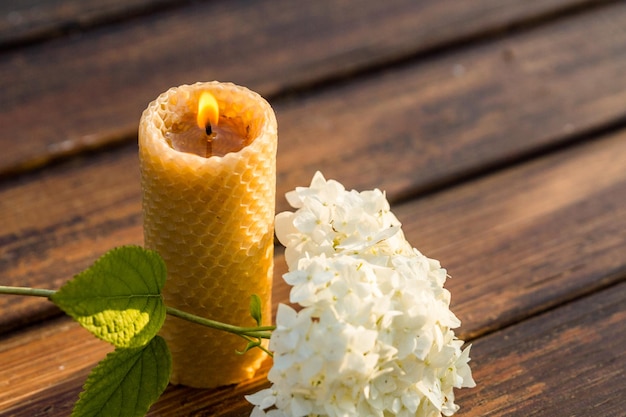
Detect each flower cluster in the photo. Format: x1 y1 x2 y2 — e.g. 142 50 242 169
247 172 474 417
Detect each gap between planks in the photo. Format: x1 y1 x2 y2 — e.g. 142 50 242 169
0 0 621 177
1 122 626 359
3 2 626 333
1 274 623 416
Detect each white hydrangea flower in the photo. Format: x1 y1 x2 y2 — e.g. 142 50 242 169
247 172 475 417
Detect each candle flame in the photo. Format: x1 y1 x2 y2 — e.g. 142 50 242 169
197 92 219 131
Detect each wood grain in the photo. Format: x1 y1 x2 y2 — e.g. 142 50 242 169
394 131 626 339
1 125 625 346
0 317 112 413
2 134 625 412
0 0 611 176
275 1 626 198
0 145 145 331
2 278 623 416
2 1 624 415
3 3 626 332
0 276 287 414
0 0 183 48
455 282 626 416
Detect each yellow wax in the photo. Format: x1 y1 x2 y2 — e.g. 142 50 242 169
138 81 277 388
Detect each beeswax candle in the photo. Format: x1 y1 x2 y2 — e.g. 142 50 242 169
138 81 277 388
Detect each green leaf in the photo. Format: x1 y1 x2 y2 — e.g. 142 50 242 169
249 294 262 326
72 336 171 417
51 245 167 348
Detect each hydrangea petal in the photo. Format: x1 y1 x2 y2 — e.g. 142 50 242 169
250 172 474 417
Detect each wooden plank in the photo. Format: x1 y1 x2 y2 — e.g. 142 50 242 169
394 131 626 339
0 317 112 413
0 145 145 331
2 275 623 415
0 0 180 47
0 273 289 414
454 281 626 416
1 122 626 343
1 0 601 48
0 146 289 331
275 1 626 199
3 3 626 331
0 268 292 413
0 0 610 176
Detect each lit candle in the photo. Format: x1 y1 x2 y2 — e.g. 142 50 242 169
166 90 248 158
138 81 277 388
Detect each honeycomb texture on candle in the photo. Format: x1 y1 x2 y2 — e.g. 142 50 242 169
138 82 277 388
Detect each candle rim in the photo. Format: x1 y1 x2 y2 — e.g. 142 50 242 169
140 81 277 165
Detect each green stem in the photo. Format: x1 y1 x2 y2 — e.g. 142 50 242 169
0 285 275 341
166 306 275 339
0 285 55 298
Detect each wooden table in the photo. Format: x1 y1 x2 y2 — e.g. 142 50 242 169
1 1 625 415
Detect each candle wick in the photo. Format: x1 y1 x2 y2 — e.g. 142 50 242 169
205 124 214 157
